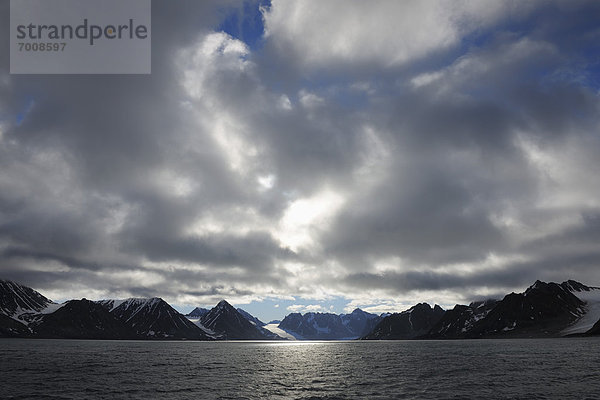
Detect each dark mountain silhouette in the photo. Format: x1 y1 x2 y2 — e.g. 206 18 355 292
362 303 445 340
236 307 283 339
588 319 600 335
466 281 585 338
426 300 498 339
561 279 599 292
0 313 31 337
2 278 600 340
98 298 212 340
422 280 597 339
186 307 210 318
237 308 265 327
199 300 279 340
33 299 137 339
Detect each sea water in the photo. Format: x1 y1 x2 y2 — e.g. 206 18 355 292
1 338 599 399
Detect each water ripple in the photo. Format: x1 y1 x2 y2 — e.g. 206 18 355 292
1 338 599 399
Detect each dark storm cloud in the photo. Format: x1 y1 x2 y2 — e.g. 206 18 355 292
337 249 600 301
2 248 103 271
522 213 600 253
0 0 296 300
1 0 600 308
340 267 541 294
314 5 600 297
120 229 295 271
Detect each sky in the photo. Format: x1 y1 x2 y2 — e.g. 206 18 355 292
1 0 600 323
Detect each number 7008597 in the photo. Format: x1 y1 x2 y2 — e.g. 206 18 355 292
18 42 66 51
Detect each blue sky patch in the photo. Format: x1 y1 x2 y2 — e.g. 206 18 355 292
218 0 269 50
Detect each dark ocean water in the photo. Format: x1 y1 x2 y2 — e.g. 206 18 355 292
1 338 599 400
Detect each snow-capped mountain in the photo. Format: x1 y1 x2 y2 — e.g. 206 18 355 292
0 279 58 325
424 280 594 339
560 279 597 292
0 279 64 337
98 298 213 340
465 280 585 338
277 312 347 340
426 300 498 339
0 279 53 315
561 280 600 336
362 303 445 340
277 308 381 340
0 280 214 340
199 300 280 340
3 278 600 340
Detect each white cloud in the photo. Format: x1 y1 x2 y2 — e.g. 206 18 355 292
287 304 327 313
178 32 250 100
410 71 444 89
517 133 600 210
278 95 292 111
503 132 600 245
263 0 532 68
177 32 263 175
298 90 325 108
427 38 555 87
277 189 345 251
257 174 276 190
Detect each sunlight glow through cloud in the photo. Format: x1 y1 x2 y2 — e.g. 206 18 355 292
2 1 600 323
278 190 345 251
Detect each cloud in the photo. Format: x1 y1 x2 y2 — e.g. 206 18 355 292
1 0 600 316
263 0 533 69
287 304 327 313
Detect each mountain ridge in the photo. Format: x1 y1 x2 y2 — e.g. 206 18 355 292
275 308 383 340
362 303 445 340
97 297 212 340
198 300 279 340
2 278 600 340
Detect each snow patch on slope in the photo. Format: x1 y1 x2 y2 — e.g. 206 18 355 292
187 317 220 338
263 323 301 340
8 302 66 326
97 299 126 312
562 289 600 335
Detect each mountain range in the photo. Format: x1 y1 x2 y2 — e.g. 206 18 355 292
1 278 600 340
421 280 598 339
276 308 383 340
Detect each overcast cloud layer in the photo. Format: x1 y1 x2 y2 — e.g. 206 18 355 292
1 0 600 318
